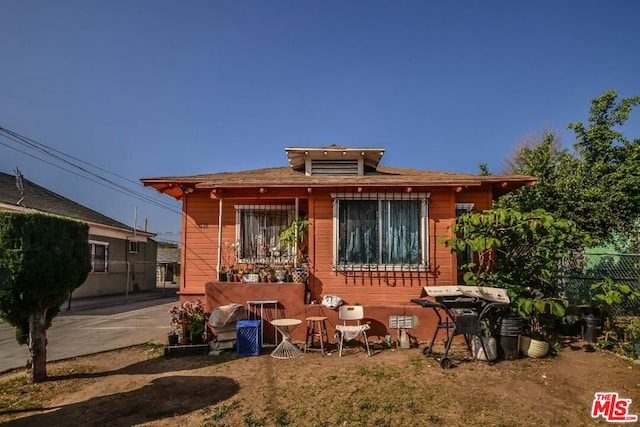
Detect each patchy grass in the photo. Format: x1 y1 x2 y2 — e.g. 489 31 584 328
0 340 638 426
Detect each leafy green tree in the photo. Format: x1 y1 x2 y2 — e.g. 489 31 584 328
569 89 640 244
0 212 90 382
477 163 491 176
445 208 594 336
498 90 640 244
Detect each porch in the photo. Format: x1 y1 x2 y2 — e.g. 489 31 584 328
203 281 440 346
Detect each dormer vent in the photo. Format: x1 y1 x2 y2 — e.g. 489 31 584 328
285 146 385 175
309 159 360 176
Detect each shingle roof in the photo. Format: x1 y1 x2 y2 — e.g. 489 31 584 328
0 171 136 231
141 165 535 198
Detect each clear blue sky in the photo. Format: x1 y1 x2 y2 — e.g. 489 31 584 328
1 1 639 242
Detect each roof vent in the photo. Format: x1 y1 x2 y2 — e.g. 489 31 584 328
310 159 360 175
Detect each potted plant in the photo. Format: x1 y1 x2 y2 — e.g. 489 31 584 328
167 329 179 346
221 241 239 281
279 216 309 268
518 300 561 358
168 299 206 345
275 267 287 283
243 263 260 283
444 208 594 358
188 314 206 343
184 299 206 343
169 302 189 344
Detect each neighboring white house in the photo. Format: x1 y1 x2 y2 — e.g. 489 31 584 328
0 171 157 298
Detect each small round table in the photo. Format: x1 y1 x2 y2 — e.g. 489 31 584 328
270 318 303 359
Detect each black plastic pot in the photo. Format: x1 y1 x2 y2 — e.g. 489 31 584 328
582 314 602 344
498 315 523 360
168 332 179 346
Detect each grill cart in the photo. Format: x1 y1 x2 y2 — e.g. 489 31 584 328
411 285 510 369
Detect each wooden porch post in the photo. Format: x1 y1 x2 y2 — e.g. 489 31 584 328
216 197 223 276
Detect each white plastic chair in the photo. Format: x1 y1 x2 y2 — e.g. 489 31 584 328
335 305 371 357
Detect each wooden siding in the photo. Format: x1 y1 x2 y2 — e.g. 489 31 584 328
180 185 495 305
307 189 456 306
181 192 218 293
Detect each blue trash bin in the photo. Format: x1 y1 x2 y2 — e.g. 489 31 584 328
237 320 262 356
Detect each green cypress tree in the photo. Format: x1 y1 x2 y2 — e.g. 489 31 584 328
0 212 90 382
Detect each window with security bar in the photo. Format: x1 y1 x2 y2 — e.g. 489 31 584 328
236 205 294 262
89 241 109 273
333 193 429 270
455 203 474 269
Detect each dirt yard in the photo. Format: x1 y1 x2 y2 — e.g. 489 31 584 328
0 338 639 426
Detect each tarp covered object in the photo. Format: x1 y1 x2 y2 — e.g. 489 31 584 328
209 303 246 328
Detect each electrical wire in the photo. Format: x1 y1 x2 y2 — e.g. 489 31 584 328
0 127 182 215
1 127 144 187
0 127 178 211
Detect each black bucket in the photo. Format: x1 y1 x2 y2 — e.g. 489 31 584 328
498 315 522 360
582 314 601 344
498 315 523 336
499 335 520 360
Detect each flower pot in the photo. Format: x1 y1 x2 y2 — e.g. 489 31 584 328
275 270 287 283
168 333 179 346
291 268 307 283
582 314 602 344
520 336 549 358
243 273 260 283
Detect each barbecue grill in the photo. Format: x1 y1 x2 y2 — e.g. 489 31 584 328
411 285 510 368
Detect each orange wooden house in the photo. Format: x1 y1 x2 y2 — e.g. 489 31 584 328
142 146 534 345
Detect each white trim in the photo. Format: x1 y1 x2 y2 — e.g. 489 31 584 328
423 198 429 267
89 240 109 273
217 198 223 274
128 240 140 254
88 239 109 246
455 203 475 211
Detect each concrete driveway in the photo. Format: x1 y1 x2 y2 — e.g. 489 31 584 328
0 290 179 373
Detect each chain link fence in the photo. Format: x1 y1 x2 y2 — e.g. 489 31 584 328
557 252 640 316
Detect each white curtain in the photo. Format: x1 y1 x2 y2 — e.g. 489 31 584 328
240 209 290 261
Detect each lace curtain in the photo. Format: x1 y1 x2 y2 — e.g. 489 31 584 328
240 209 291 261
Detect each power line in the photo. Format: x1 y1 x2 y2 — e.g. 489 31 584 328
1 127 143 188
0 127 182 215
0 134 180 214
0 128 178 211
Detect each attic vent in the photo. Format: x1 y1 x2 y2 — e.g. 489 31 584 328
310 159 360 175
